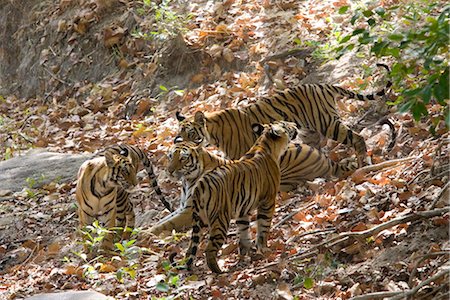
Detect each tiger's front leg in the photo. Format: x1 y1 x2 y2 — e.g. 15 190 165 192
116 189 134 240
205 217 230 274
256 195 276 256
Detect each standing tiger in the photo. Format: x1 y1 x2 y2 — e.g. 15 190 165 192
76 144 171 251
147 141 231 235
146 140 355 235
175 64 391 166
180 121 298 273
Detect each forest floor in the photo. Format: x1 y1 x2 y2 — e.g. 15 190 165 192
0 0 449 299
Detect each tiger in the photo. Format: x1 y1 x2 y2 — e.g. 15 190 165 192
175 64 391 166
75 144 171 251
146 140 355 235
147 141 231 235
178 121 298 273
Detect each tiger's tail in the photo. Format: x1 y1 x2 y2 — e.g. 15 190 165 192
334 63 392 101
142 159 173 212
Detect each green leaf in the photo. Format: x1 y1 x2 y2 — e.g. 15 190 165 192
421 85 433 104
170 275 180 286
367 18 376 26
156 282 170 292
350 13 360 25
115 243 125 252
338 6 349 14
371 41 389 56
339 35 351 44
399 100 414 113
388 34 404 41
434 69 449 104
375 7 385 16
411 101 428 121
352 28 366 36
293 38 301 45
304 277 314 289
362 10 373 17
159 85 168 92
161 260 171 271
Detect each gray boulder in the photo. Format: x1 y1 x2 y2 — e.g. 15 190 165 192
25 290 113 300
0 149 92 192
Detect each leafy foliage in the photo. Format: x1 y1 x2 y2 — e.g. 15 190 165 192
133 0 192 41
334 2 449 130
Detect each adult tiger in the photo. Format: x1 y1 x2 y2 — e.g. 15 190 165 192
175 64 391 166
75 144 171 251
147 141 355 235
178 121 298 273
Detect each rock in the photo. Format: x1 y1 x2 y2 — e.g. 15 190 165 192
25 290 113 300
0 149 92 192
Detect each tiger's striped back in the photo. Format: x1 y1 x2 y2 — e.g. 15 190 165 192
175 65 391 166
184 121 298 273
76 144 170 250
147 140 355 236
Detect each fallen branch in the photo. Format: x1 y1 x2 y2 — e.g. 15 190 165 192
429 181 449 210
357 156 415 174
390 269 449 300
350 291 402 300
288 208 449 262
408 251 450 288
286 227 335 244
273 201 315 229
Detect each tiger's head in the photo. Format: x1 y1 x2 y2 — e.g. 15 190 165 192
166 141 203 180
104 146 138 191
174 111 210 146
251 121 298 157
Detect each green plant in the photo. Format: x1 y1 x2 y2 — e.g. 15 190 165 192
333 2 449 130
24 175 46 198
72 221 146 282
133 0 192 41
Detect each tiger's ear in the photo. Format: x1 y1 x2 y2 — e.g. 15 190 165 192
104 149 116 168
252 123 265 136
176 111 186 122
174 136 183 143
194 111 205 125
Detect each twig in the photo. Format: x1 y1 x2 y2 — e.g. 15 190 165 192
357 157 415 174
286 227 335 244
288 208 449 261
408 251 450 288
350 291 402 300
42 66 70 85
389 269 449 300
429 181 450 210
273 201 315 229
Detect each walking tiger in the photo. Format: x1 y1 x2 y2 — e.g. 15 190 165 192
175 64 391 166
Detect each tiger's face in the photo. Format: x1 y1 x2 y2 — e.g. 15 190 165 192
174 111 210 146
252 121 298 155
167 142 202 180
105 147 138 191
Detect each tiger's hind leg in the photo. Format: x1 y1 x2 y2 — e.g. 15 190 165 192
205 217 230 274
256 194 276 256
236 214 252 257
326 119 369 166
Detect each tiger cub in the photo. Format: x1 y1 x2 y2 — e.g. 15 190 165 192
147 141 355 235
175 64 391 166
148 142 231 235
181 121 298 273
76 144 171 251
